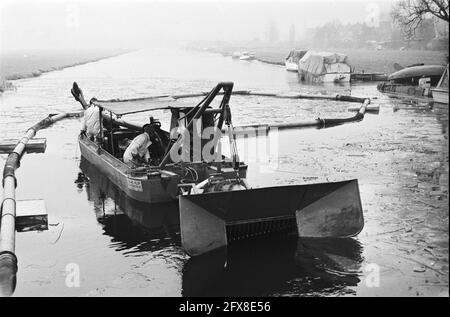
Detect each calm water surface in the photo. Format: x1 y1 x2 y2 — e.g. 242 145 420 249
0 48 448 296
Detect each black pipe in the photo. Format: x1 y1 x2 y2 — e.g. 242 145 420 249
335 95 369 103
0 252 17 297
1 112 69 297
321 112 365 128
2 153 20 188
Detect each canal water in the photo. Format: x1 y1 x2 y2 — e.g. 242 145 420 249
0 48 448 296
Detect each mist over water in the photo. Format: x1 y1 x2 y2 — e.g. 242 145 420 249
1 0 395 51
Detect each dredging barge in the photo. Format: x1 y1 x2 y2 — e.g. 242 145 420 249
73 82 366 256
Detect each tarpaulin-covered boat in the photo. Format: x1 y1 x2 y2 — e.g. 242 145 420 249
285 49 308 72
298 51 351 83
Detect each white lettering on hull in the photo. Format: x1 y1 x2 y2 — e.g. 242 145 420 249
127 178 143 192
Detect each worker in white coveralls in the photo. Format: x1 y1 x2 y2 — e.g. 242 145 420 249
123 124 154 167
80 98 101 140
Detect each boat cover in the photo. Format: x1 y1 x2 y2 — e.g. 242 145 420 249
93 96 191 115
286 50 308 62
298 51 350 76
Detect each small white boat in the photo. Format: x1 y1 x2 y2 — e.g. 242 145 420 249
432 64 449 104
298 51 351 83
231 51 241 59
285 61 298 72
239 52 255 61
285 50 307 72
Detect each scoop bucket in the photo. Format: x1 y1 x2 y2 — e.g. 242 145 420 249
179 179 363 256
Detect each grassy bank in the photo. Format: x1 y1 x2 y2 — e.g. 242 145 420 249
0 48 129 81
0 78 14 93
214 46 448 75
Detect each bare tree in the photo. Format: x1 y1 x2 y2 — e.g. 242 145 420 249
392 0 449 38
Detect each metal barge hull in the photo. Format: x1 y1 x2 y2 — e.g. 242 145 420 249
79 136 180 204
79 136 247 204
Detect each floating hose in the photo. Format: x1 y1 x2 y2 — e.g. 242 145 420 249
318 98 369 128
1 112 69 297
0 252 17 297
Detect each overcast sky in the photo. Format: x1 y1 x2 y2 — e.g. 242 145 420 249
0 0 395 50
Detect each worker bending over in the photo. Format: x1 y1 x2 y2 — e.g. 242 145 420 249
123 124 154 167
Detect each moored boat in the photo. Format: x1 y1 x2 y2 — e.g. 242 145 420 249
298 51 351 83
231 51 241 59
239 52 255 61
377 64 446 98
432 64 449 104
285 49 307 72
388 64 445 86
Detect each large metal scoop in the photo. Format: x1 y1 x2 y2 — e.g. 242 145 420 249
180 179 363 256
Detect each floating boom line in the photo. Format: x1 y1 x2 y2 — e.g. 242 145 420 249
0 112 72 297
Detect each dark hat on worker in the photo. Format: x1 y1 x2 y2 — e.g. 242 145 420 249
143 124 153 134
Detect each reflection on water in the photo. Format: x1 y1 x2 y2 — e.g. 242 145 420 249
79 158 180 253
182 237 363 297
79 156 363 297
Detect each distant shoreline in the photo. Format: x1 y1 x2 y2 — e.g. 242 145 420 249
205 46 448 74
0 49 131 93
3 52 129 81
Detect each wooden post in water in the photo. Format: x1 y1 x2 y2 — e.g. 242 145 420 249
0 112 68 297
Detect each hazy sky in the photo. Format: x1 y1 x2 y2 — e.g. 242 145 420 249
0 0 396 50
